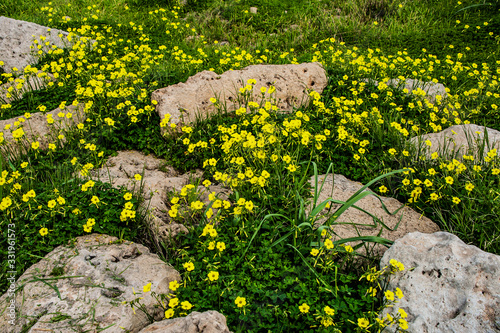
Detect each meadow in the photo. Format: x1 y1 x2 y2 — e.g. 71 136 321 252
0 0 499 331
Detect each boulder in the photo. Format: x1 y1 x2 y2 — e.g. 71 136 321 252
0 103 86 158
409 124 500 161
88 151 230 240
0 234 181 333
310 174 439 255
364 78 447 104
152 62 327 128
380 232 500 332
138 311 231 333
0 16 69 72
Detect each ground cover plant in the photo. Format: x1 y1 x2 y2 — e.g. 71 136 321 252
0 0 499 331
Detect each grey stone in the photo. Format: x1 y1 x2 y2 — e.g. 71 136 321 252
249 7 258 14
87 151 230 242
310 174 439 255
409 124 500 161
152 62 327 128
0 103 86 158
381 232 500 333
138 311 231 333
364 78 447 104
0 234 180 333
0 16 69 72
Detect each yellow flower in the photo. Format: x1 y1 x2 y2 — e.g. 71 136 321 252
31 141 40 150
324 239 334 249
143 282 152 293
324 306 335 316
169 280 180 291
134 174 142 181
399 318 409 330
398 307 407 317
208 271 219 281
233 296 247 308
216 241 226 252
465 183 474 192
358 318 369 328
379 185 388 193
164 308 174 319
183 261 195 272
385 290 395 301
310 248 319 256
345 245 354 253
169 298 179 308
452 197 461 204
190 201 204 210
91 196 100 205
445 176 454 185
124 192 132 200
181 301 192 310
48 200 57 209
39 227 49 236
299 303 309 313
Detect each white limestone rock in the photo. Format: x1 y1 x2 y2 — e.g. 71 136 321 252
310 174 440 255
138 311 231 333
0 234 181 333
0 16 69 72
409 124 500 160
380 232 500 332
152 62 327 129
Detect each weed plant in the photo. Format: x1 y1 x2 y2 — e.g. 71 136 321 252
0 0 499 331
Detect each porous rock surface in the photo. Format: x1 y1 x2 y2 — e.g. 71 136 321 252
0 234 181 333
88 150 230 239
0 16 69 72
409 124 500 160
0 103 86 157
138 311 231 333
152 62 327 127
380 232 500 332
311 174 439 255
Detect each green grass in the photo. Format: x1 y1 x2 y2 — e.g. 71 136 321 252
1 0 499 331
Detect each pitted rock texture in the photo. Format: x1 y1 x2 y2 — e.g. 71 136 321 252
380 232 500 333
409 124 500 160
0 234 180 333
0 16 69 72
0 103 86 158
88 150 230 239
152 62 327 127
138 311 231 333
311 174 439 255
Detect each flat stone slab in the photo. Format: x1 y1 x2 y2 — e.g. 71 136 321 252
381 232 500 332
311 174 440 255
0 234 180 333
0 16 69 72
152 62 327 127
